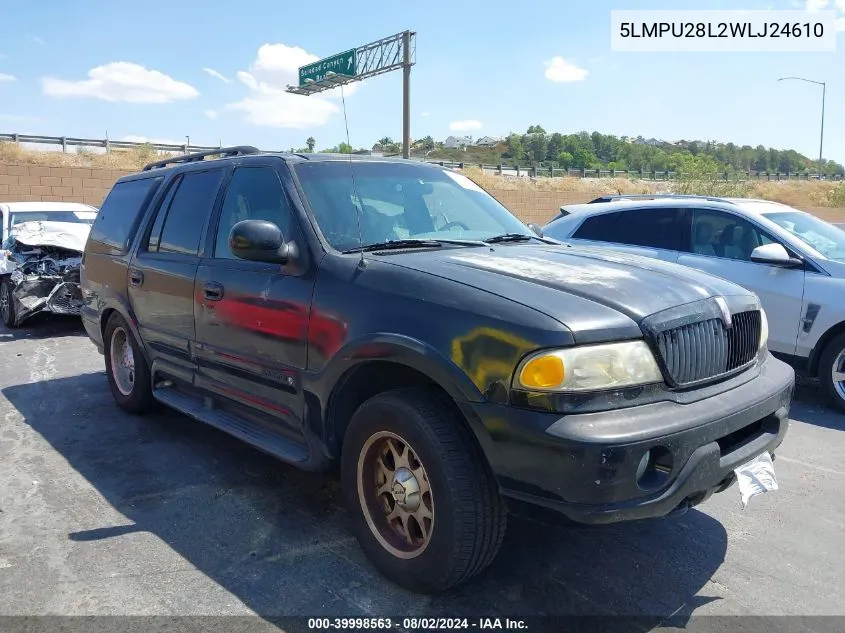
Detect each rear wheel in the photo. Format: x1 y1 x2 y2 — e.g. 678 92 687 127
0 278 17 328
819 332 845 414
104 313 154 414
341 387 506 593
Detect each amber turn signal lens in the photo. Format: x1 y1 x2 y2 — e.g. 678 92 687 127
519 354 565 389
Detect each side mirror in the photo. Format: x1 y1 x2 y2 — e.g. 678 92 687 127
528 222 544 238
750 243 802 268
229 219 290 264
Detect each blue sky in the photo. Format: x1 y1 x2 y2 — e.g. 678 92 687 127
0 0 842 162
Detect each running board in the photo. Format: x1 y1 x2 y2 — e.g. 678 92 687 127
153 386 309 465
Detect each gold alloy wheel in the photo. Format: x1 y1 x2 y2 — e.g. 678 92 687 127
356 430 434 560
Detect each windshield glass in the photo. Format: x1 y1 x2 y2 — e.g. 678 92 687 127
763 211 845 262
10 210 97 226
293 161 532 251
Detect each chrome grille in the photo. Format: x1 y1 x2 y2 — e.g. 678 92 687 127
655 310 761 386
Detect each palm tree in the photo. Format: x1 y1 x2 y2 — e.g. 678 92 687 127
306 137 316 152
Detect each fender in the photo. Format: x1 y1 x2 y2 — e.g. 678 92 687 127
302 333 490 460
97 295 152 367
316 332 486 405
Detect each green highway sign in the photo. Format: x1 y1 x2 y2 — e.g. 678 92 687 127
299 49 357 86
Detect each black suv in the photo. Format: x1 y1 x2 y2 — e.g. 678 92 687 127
80 147 795 593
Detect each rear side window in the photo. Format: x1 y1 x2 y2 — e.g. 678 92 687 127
573 208 681 250
148 169 225 257
88 177 163 254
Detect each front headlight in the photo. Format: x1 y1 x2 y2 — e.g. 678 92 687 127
515 340 664 392
759 307 769 350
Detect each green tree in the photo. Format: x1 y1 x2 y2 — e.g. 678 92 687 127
526 132 548 163
526 125 546 134
306 137 316 152
556 151 574 169
418 135 435 151
546 133 564 162
505 133 524 161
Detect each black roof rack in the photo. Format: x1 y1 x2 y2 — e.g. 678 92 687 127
588 193 734 204
142 145 262 171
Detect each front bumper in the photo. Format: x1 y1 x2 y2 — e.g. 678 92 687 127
463 354 795 525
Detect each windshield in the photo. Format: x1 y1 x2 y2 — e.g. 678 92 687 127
763 211 845 263
293 161 532 252
10 210 97 226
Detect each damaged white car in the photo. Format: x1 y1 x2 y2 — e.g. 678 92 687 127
0 220 92 328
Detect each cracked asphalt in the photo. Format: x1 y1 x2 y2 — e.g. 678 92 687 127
1 315 844 631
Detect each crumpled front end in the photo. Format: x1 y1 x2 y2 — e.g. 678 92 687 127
1 221 89 326
8 253 84 323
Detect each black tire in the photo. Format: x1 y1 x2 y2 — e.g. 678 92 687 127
0 277 17 328
818 332 845 414
340 387 507 593
103 312 155 414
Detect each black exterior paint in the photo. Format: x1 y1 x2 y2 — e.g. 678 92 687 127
80 152 795 524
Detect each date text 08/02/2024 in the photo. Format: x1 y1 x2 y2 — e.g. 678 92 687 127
307 618 528 630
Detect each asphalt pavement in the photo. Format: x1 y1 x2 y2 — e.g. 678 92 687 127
1 316 844 631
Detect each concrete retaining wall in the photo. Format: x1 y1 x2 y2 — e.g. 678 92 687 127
1 162 842 226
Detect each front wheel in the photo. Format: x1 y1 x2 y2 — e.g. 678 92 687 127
819 332 845 414
0 278 17 328
341 387 507 593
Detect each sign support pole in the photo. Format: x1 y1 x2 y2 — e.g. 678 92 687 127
402 30 411 159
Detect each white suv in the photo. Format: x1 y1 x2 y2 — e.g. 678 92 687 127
542 194 845 412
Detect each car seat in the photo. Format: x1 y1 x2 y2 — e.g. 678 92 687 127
693 222 716 256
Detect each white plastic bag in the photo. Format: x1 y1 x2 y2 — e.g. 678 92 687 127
734 451 778 509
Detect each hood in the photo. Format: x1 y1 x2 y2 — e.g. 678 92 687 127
377 243 754 341
813 256 845 278
8 221 91 252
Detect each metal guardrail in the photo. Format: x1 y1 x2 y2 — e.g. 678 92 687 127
0 133 222 154
2 132 842 181
415 159 844 182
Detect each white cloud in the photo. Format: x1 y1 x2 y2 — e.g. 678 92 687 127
804 0 828 9
204 109 219 119
544 57 589 83
202 67 230 83
225 42 359 129
449 119 483 132
122 134 184 145
836 16 845 30
42 62 199 103
30 35 46 46
0 73 16 83
421 111 430 117
836 0 845 10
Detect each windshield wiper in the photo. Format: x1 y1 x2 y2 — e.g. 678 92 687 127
341 239 443 254
483 233 535 244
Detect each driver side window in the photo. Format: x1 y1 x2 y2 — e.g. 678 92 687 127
214 166 293 260
688 210 773 261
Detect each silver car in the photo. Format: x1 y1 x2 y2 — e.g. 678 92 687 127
543 194 845 412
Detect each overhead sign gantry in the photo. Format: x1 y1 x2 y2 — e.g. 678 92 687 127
286 30 417 159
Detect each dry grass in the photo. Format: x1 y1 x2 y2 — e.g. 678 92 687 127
0 141 176 171
463 166 845 208
2 142 843 208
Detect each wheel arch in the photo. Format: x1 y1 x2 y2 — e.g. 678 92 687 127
318 335 492 461
99 301 151 366
808 320 845 377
